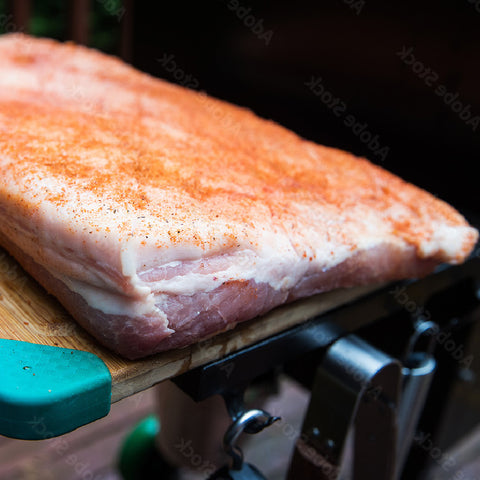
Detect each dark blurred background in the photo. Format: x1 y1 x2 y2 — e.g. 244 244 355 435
1 0 479 219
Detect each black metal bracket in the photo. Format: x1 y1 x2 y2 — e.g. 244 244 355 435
173 319 345 401
287 334 401 479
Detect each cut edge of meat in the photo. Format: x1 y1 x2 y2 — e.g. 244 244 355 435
0 232 440 359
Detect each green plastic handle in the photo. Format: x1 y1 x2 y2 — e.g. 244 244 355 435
0 339 112 440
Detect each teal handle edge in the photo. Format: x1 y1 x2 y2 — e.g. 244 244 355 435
0 339 112 440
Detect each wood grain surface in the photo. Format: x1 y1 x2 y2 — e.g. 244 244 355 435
0 247 381 402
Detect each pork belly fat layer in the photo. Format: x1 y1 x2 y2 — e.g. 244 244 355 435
1 232 438 359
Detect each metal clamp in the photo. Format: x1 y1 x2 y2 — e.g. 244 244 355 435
288 334 402 479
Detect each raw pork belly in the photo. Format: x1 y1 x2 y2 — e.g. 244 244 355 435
0 34 477 358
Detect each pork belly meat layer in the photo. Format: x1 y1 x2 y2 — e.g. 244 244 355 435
0 34 477 358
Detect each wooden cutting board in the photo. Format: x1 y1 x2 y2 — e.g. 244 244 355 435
0 247 381 402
